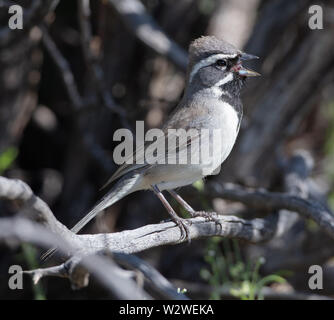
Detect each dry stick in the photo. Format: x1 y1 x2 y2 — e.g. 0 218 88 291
50 251 189 300
107 0 188 71
1 175 334 292
245 151 322 273
2 176 333 255
0 176 78 245
0 176 273 252
113 252 189 300
206 182 334 239
0 176 186 299
1 175 333 247
76 215 275 254
269 150 313 239
77 0 129 127
0 218 151 299
42 26 83 110
41 25 115 174
23 248 188 299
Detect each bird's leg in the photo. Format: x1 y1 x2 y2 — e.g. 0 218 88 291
168 190 222 230
152 185 191 243
168 190 195 215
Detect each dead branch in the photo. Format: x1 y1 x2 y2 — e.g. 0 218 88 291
77 0 128 121
1 154 334 291
23 250 189 300
1 175 333 255
0 176 74 242
0 175 275 253
41 25 83 110
107 0 188 71
206 182 334 238
113 252 189 300
41 26 116 174
0 217 151 299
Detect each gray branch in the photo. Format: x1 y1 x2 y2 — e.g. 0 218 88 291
41 25 84 110
0 218 151 299
107 0 188 71
1 175 333 254
206 182 334 239
41 26 116 174
1 174 334 290
78 0 128 120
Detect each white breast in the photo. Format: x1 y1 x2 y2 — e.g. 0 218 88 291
142 101 241 190
218 101 240 158
201 100 240 176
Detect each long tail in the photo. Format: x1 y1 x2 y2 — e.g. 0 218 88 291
41 173 143 261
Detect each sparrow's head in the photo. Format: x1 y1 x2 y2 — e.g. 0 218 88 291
187 36 260 94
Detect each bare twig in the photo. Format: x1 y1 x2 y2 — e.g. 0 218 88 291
24 264 68 285
0 175 275 251
113 252 189 300
107 0 188 71
1 174 334 292
0 176 74 242
42 25 83 110
0 218 151 299
78 0 127 119
246 151 317 273
41 26 116 174
76 215 276 254
206 182 334 239
1 176 334 256
24 251 188 300
272 150 313 238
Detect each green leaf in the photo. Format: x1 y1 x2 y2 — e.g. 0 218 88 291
0 147 18 174
21 243 47 300
256 274 286 292
192 179 204 192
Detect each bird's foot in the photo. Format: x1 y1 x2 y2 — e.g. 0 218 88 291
159 217 191 243
173 216 192 243
192 211 222 230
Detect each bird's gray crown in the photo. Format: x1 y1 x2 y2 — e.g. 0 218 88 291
188 36 240 68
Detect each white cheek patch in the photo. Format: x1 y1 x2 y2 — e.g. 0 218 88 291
189 53 238 84
208 73 234 98
214 73 234 87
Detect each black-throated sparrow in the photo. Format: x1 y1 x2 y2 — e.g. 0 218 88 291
43 36 259 260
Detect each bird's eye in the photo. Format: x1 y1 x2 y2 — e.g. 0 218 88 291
216 59 227 67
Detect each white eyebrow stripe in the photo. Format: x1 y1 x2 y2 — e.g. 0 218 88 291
189 53 238 83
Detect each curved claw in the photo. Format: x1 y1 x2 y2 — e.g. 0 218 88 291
174 218 191 243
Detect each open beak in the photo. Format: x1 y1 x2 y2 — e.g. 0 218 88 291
238 66 261 77
240 52 259 61
232 52 261 77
